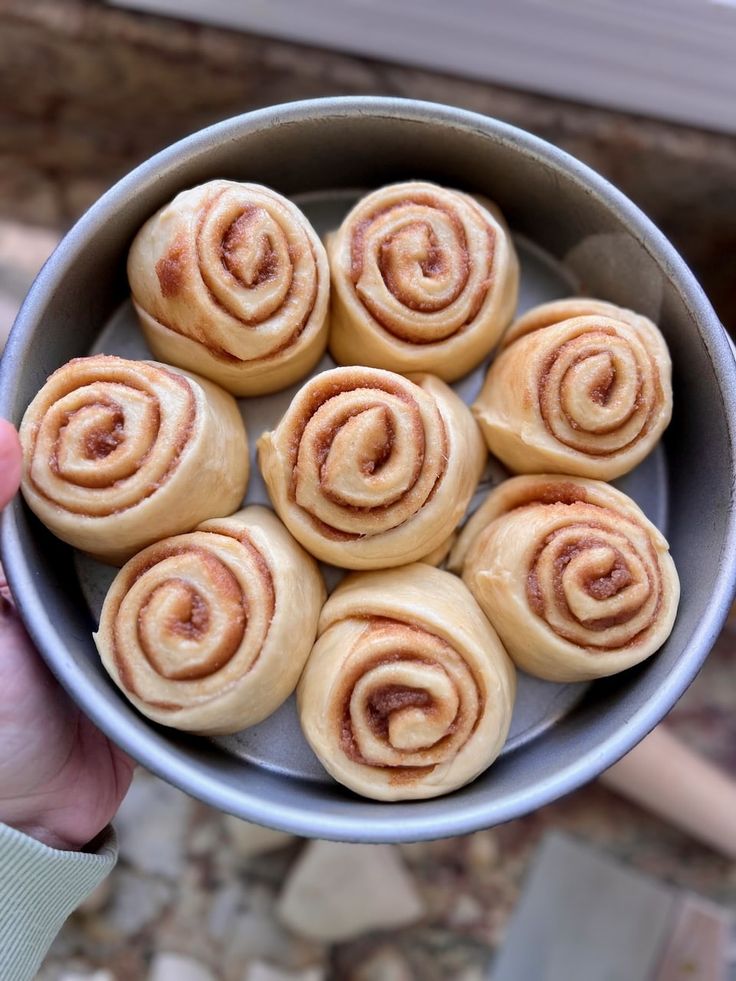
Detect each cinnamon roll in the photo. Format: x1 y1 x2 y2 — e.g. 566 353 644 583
94 506 325 734
19 355 249 564
451 475 680 682
257 366 487 569
298 564 516 800
128 180 330 396
327 181 519 381
472 299 672 480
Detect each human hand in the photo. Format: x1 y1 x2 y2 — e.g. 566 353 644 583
0 419 134 850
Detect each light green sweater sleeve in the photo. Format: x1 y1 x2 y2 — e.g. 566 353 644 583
0 822 117 981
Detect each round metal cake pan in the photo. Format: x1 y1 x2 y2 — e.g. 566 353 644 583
1 97 735 842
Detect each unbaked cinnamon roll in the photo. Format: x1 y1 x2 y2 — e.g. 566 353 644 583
128 180 330 396
451 475 680 682
19 355 249 564
94 506 325 734
257 366 486 569
472 299 672 480
327 181 519 381
298 564 516 800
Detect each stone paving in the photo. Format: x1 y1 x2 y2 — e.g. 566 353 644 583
36 741 736 981
1 219 735 980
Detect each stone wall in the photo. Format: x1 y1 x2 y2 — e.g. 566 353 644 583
2 0 735 330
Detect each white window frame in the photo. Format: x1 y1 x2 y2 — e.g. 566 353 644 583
109 0 736 133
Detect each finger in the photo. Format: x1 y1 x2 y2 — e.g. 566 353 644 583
0 420 22 510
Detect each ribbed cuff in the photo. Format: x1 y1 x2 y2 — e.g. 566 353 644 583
0 822 117 981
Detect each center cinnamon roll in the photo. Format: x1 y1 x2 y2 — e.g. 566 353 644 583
257 366 487 569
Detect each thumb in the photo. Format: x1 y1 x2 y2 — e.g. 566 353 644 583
0 420 21 510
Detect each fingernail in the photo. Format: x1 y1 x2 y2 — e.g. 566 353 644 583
0 580 14 615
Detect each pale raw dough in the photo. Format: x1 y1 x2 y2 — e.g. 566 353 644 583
19 355 249 564
94 506 325 734
472 298 673 480
128 180 330 396
297 563 516 800
257 366 487 569
451 474 680 682
328 181 519 381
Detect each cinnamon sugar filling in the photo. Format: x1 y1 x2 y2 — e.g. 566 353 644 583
111 531 276 708
536 328 663 455
334 620 484 779
348 195 495 343
285 378 448 539
525 520 663 650
29 367 195 517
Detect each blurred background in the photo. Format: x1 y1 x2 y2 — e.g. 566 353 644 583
2 2 736 979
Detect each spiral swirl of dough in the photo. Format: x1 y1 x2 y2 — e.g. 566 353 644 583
451 475 680 681
298 564 516 800
472 299 672 480
19 355 249 564
128 180 330 396
257 366 486 569
94 506 325 734
327 181 518 380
